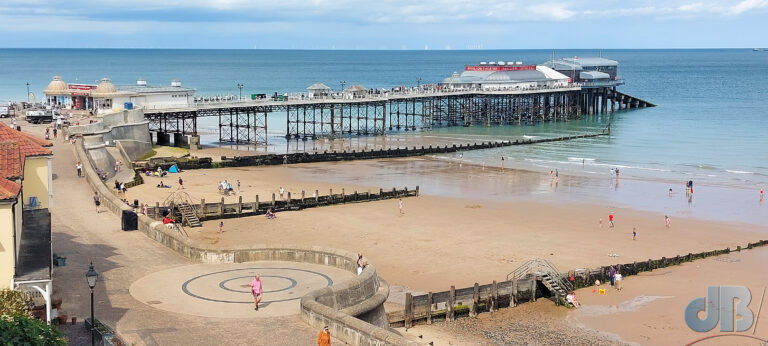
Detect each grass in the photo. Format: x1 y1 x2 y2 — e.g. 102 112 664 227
136 150 158 161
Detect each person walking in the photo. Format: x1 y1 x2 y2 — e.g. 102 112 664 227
237 179 241 192
218 221 224 233
398 198 404 215
608 214 614 228
178 176 184 190
665 215 671 228
93 192 101 213
250 275 263 310
279 186 285 199
53 128 57 139
632 227 637 240
614 271 623 291
76 162 83 177
317 326 331 346
609 266 616 287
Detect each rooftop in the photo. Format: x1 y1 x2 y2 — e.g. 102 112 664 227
0 177 21 201
15 208 52 282
0 123 52 179
115 84 196 94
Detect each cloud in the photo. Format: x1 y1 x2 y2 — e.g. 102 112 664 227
728 0 768 15
528 3 576 20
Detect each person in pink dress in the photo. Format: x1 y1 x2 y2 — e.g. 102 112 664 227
251 275 263 310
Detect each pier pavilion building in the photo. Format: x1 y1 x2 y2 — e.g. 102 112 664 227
542 57 619 82
439 62 570 90
43 76 195 112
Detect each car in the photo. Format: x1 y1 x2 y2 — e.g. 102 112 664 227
25 110 53 124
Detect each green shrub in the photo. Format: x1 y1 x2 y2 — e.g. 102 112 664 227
0 314 66 346
0 289 32 317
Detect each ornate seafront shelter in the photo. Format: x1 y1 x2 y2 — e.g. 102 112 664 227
43 76 196 112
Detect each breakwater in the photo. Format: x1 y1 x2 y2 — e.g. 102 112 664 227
142 133 606 171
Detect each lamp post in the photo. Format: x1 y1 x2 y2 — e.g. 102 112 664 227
417 77 422 89
26 82 30 102
340 81 346 92
85 262 99 346
237 83 244 101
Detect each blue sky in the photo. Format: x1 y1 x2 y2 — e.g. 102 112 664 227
0 0 766 49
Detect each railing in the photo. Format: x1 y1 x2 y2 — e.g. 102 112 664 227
506 258 572 293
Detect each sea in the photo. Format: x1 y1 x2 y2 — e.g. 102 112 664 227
1 48 767 190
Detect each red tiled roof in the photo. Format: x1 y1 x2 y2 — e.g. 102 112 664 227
0 141 23 179
0 122 52 180
0 178 20 201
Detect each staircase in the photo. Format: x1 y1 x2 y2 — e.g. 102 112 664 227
177 202 201 227
507 258 573 300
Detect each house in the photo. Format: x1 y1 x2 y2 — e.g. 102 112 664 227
0 122 54 322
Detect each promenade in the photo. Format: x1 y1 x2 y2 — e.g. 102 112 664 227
28 118 338 345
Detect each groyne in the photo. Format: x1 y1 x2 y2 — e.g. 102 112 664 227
142 133 606 171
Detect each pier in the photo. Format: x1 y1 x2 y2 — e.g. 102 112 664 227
143 85 653 145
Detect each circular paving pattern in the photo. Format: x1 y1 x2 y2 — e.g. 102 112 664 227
130 262 353 318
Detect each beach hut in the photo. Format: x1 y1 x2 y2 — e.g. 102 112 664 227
344 84 368 99
306 83 331 98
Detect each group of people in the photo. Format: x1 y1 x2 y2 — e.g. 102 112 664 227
146 167 168 177
44 127 58 140
113 180 127 194
219 180 237 195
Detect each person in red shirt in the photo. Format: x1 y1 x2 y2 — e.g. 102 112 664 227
608 214 614 228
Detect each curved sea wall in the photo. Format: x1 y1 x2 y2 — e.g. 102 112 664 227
74 140 416 345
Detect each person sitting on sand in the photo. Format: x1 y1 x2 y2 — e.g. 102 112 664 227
566 291 580 308
156 181 170 188
266 209 277 219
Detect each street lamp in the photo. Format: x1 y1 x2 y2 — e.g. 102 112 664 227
26 82 30 102
417 77 422 89
237 83 244 101
85 262 99 346
340 81 346 92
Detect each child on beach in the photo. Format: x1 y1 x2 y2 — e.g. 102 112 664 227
614 272 623 291
219 221 224 233
398 198 404 215
665 215 671 228
632 228 637 240
599 218 603 228
608 214 614 228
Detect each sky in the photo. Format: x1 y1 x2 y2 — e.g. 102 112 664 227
0 0 766 49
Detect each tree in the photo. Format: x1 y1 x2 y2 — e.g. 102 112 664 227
0 288 32 317
0 288 65 345
0 314 66 346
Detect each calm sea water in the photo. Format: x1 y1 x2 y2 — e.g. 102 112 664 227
1 49 766 188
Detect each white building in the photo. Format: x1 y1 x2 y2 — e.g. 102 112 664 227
440 61 570 91
91 77 196 112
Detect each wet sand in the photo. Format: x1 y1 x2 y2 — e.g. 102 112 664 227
570 246 768 345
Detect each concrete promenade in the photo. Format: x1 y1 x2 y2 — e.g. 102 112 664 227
44 120 336 345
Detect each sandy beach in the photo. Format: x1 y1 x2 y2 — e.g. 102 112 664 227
124 158 768 294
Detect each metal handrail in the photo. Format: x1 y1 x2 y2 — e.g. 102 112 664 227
506 258 573 292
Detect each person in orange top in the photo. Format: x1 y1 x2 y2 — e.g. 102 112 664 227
317 325 331 346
